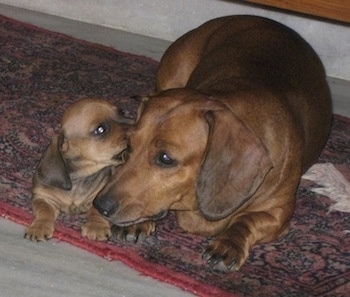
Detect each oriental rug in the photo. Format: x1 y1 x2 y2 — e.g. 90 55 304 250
0 15 349 297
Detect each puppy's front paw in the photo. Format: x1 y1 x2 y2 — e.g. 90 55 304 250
25 220 55 241
203 238 248 272
81 221 111 241
112 221 156 243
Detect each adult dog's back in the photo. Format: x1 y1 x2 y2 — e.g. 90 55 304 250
157 15 332 170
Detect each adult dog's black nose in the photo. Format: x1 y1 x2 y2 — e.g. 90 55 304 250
93 195 118 218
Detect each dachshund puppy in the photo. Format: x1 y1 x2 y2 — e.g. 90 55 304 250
25 98 133 241
93 16 332 270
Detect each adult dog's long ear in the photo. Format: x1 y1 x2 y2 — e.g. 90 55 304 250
196 109 273 220
35 134 72 190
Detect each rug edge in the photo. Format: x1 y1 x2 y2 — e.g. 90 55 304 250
0 202 239 297
0 14 159 67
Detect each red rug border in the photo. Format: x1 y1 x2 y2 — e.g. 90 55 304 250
0 202 239 297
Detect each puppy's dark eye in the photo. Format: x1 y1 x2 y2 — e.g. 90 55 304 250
94 123 108 136
156 152 177 167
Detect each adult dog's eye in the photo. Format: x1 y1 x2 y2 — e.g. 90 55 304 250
157 152 177 167
94 123 108 136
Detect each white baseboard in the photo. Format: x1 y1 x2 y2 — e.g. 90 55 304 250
328 77 350 117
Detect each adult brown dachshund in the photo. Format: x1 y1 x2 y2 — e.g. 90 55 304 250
93 15 332 271
25 98 135 241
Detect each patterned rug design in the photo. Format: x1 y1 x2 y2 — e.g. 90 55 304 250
0 15 349 297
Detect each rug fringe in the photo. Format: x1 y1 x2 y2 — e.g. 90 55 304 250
302 163 350 214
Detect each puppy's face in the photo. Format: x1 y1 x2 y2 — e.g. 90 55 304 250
60 98 132 178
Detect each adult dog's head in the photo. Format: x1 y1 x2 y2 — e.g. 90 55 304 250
36 98 133 190
93 89 272 224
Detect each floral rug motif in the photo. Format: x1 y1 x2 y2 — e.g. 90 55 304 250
0 15 349 297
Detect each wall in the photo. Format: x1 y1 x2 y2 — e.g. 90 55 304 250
1 0 349 80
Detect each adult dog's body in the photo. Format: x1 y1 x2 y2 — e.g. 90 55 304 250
94 16 332 270
25 98 133 241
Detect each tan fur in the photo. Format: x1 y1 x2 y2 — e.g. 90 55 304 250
25 98 133 241
94 16 332 270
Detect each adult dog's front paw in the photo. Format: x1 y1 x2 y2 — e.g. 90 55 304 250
203 237 249 272
112 221 156 243
81 221 111 241
25 220 55 241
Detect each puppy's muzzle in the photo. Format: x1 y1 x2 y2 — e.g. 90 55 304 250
93 194 118 218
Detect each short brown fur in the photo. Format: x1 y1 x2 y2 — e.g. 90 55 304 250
94 16 332 270
25 98 133 241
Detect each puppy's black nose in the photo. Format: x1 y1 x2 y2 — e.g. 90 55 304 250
93 195 118 218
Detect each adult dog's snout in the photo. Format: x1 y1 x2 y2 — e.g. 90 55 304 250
93 194 118 218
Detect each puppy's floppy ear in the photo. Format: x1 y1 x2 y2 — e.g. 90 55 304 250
114 107 136 125
135 96 150 122
196 109 273 220
35 134 72 190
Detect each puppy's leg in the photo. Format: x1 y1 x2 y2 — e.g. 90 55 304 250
25 199 59 241
111 221 156 243
203 205 293 271
81 207 111 241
